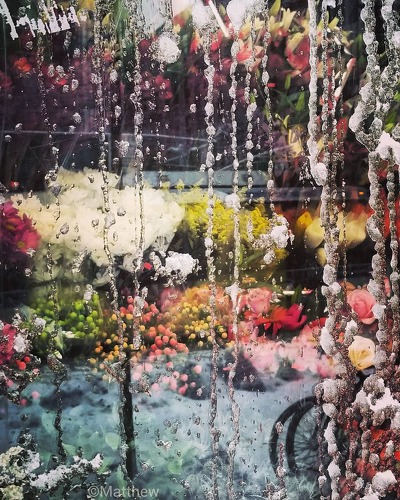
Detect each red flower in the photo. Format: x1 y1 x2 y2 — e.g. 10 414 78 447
285 36 310 72
0 200 40 267
259 304 307 335
15 225 41 253
13 57 32 74
0 323 17 364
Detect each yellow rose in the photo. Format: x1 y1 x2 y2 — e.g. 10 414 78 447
348 336 375 371
294 211 313 239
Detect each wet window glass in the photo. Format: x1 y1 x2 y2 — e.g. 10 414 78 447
0 0 400 498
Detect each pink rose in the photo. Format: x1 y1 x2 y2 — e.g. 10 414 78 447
241 338 280 375
347 289 376 325
239 288 273 316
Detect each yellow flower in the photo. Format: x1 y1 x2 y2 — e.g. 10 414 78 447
304 216 325 249
348 336 375 371
294 211 313 239
304 211 367 250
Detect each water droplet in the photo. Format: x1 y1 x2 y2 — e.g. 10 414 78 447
104 213 115 229
59 223 69 235
110 69 118 83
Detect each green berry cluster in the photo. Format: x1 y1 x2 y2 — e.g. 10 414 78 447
29 289 104 357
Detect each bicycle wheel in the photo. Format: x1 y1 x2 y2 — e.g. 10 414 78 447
269 396 317 472
286 399 328 475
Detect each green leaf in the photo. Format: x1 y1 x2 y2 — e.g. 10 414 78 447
167 458 183 474
263 104 272 120
270 0 281 17
291 285 303 305
105 432 120 450
41 411 55 432
295 91 306 112
240 249 265 268
116 466 129 491
384 108 398 132
284 74 291 91
63 443 78 456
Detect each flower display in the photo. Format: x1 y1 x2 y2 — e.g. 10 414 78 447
175 190 289 278
0 0 398 497
233 318 335 379
87 284 328 397
11 168 184 282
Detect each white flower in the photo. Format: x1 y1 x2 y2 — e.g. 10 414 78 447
163 252 198 283
348 336 375 370
269 225 290 249
224 193 241 210
310 161 327 185
151 32 181 64
13 334 27 353
11 169 184 278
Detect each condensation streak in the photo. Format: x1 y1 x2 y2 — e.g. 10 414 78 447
92 1 132 482
359 0 389 371
244 19 256 192
227 35 241 500
386 159 400 373
35 2 66 467
203 37 220 500
306 0 319 187
128 0 146 334
260 6 275 213
318 2 347 496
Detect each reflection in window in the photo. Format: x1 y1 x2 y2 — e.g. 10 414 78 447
0 0 400 498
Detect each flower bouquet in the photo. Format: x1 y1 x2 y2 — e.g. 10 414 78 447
0 317 41 403
0 198 40 305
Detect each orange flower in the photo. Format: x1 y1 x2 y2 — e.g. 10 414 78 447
13 57 32 74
